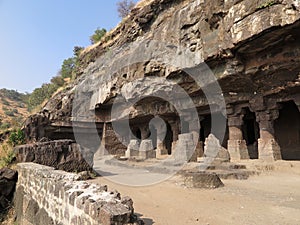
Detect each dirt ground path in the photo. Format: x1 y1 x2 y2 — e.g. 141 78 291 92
91 163 300 225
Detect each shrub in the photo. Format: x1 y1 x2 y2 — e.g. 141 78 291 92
4 109 15 117
0 123 10 130
8 129 25 146
90 28 107 44
257 0 276 9
0 144 15 168
2 98 9 106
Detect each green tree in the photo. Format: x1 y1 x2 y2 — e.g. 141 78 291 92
117 0 136 18
73 46 84 57
61 57 76 79
8 129 25 146
27 83 58 111
90 28 107 44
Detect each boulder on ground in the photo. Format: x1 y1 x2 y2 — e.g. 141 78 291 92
183 172 224 189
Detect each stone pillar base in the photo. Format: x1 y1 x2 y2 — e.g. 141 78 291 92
228 140 249 161
156 142 168 157
125 140 139 158
258 138 282 161
139 140 156 160
173 133 197 163
139 150 156 160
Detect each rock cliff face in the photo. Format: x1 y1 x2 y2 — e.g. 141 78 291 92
23 0 300 163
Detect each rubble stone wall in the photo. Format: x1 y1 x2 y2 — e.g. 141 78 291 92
15 163 136 225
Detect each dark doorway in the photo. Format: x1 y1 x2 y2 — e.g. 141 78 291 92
134 128 141 141
199 113 228 148
164 122 173 155
275 101 300 160
242 108 260 159
200 115 211 143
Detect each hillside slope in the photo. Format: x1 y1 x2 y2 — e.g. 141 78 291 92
0 89 29 133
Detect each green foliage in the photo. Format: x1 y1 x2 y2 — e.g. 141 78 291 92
73 46 84 57
0 88 26 102
90 28 107 44
117 0 136 18
27 83 58 111
0 122 10 130
25 46 83 111
2 98 9 106
0 144 15 168
257 0 276 9
61 57 76 79
8 129 25 146
3 107 16 117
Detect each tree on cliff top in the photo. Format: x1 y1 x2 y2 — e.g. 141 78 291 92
90 28 107 44
117 0 136 18
61 57 76 79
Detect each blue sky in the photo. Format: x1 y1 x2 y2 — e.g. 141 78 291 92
0 0 125 93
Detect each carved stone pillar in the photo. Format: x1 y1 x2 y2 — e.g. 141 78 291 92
256 110 281 161
94 123 108 159
227 115 249 161
173 133 195 163
189 118 201 162
156 123 167 157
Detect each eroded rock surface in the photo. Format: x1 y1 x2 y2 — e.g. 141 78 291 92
15 140 93 172
183 171 224 189
0 168 17 211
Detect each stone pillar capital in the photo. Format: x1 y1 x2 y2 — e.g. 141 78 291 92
227 114 244 127
249 95 266 112
255 109 279 136
255 109 279 123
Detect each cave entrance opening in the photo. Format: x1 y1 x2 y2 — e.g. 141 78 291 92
164 122 173 155
242 108 260 159
134 128 142 141
275 101 300 160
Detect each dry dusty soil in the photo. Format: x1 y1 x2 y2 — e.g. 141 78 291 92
91 161 300 225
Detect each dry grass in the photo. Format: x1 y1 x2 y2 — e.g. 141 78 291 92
0 207 15 225
0 95 29 131
134 0 156 9
0 142 15 169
